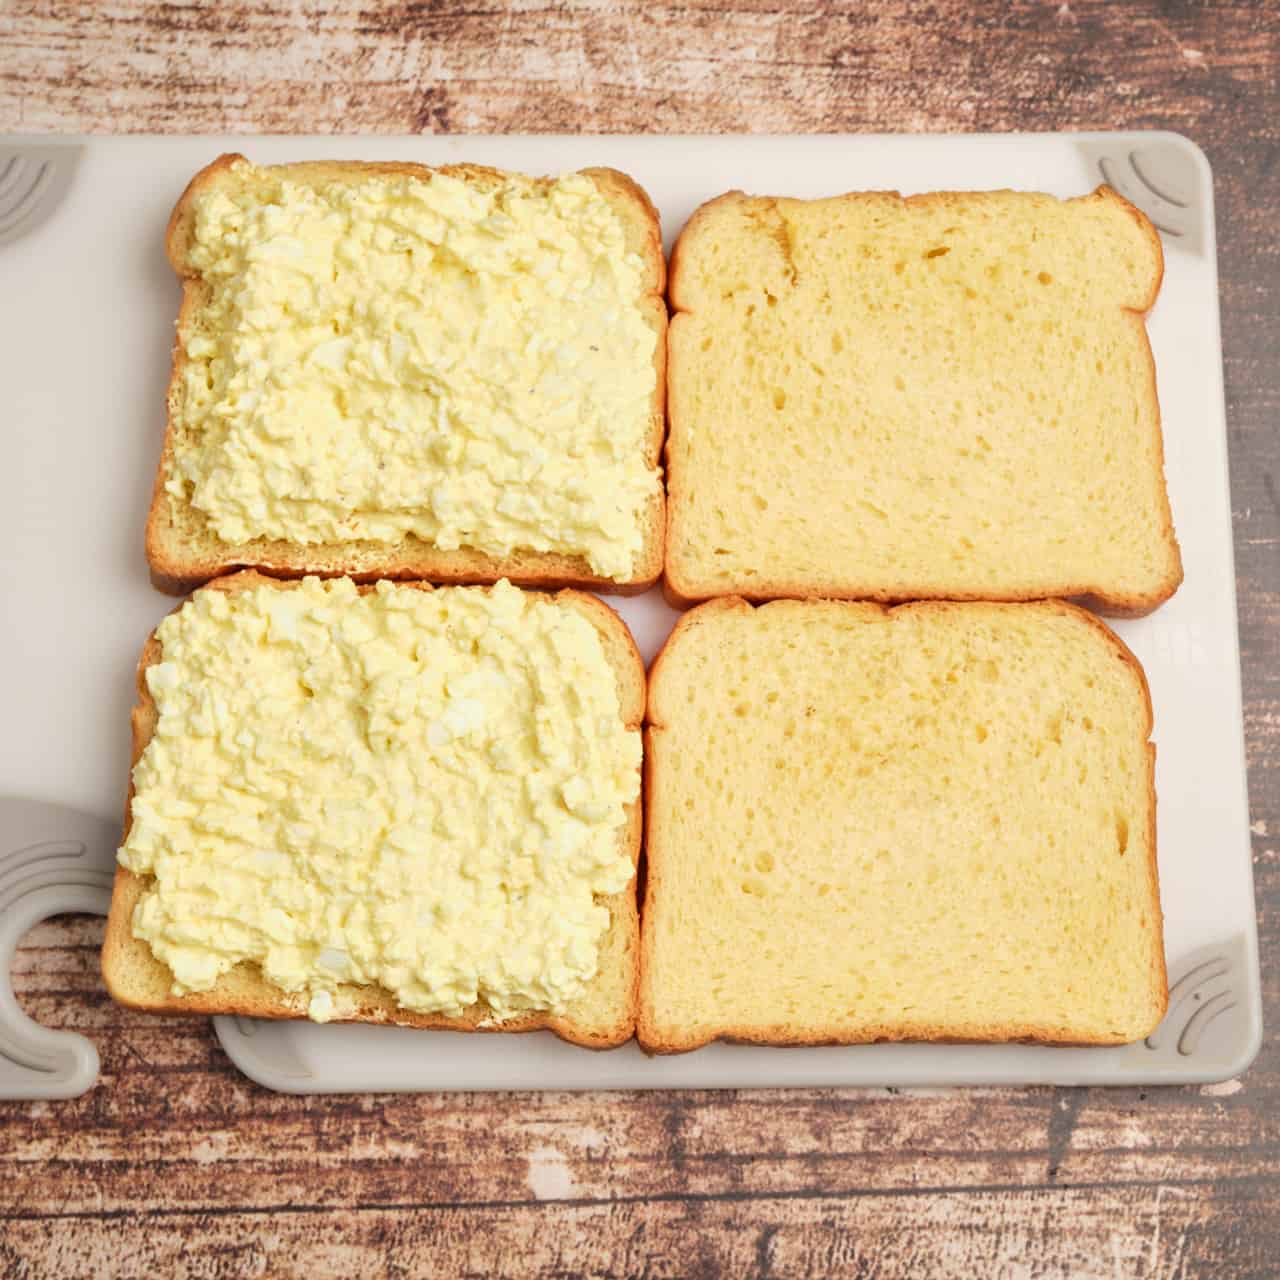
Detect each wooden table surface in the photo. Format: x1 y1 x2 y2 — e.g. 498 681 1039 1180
2 2 1277 1276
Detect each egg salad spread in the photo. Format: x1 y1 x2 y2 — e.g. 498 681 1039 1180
117 577 640 1022
170 162 659 581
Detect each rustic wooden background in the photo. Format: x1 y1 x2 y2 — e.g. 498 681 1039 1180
1 1 1277 1276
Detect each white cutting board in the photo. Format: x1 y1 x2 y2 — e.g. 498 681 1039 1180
0 132 1259 1091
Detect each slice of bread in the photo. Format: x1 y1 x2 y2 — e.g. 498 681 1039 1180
638 597 1167 1053
665 186 1182 615
102 572 645 1050
148 156 666 596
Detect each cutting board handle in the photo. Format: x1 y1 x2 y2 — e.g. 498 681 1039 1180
0 143 82 248
0 797 116 1099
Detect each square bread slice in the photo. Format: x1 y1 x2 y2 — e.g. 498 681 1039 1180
147 155 666 596
665 186 1182 615
638 597 1167 1053
103 572 645 1050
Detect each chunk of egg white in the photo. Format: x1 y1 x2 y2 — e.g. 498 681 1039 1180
310 337 353 369
147 662 181 692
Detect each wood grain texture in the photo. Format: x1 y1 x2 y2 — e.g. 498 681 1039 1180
1 1 1277 1276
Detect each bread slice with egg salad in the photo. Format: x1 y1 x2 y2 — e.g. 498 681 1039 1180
638 596 1167 1054
103 572 645 1049
146 154 666 596
664 186 1181 615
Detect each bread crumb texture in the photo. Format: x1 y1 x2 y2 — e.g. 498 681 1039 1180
640 599 1165 1052
667 189 1181 609
171 162 659 580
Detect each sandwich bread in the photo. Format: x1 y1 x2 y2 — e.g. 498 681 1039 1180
665 186 1182 614
104 572 645 1049
638 596 1167 1053
148 156 667 595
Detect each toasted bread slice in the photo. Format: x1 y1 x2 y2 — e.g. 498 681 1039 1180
638 597 1167 1053
103 572 645 1050
665 186 1181 614
148 156 666 596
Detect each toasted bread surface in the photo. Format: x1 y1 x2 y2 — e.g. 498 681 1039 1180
638 596 1167 1054
664 186 1181 614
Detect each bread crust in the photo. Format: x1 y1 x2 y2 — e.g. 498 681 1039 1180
147 155 667 596
664 185 1182 616
637 595 1167 1054
102 571 645 1050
